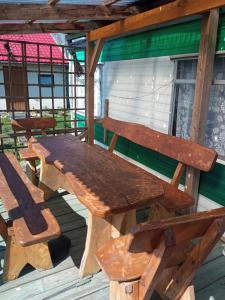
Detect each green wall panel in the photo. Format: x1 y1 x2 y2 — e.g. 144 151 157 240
95 122 225 206
73 13 225 63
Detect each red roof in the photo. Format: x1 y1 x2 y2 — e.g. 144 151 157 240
0 34 67 64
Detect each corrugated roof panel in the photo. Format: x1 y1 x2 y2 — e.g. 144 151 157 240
0 0 138 5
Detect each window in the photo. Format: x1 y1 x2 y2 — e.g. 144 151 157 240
172 57 225 158
39 74 54 87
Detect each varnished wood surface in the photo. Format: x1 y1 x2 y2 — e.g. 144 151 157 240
11 117 56 132
0 193 223 299
31 135 164 218
0 153 60 246
19 148 37 161
103 117 218 172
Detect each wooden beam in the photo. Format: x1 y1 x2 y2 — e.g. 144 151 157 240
88 0 225 41
89 39 104 76
185 9 219 211
86 40 95 146
86 36 105 145
48 0 60 6
104 0 121 6
0 4 135 21
0 22 99 34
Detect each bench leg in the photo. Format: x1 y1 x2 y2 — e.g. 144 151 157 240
109 281 139 300
180 286 195 300
3 230 53 281
79 210 136 278
25 159 37 185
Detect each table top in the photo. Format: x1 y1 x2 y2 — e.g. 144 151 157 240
32 135 164 218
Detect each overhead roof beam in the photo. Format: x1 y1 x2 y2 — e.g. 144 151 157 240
88 0 225 41
0 22 99 34
0 4 136 21
103 0 121 6
48 0 61 6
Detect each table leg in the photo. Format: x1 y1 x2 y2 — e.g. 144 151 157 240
39 160 72 200
38 160 59 200
79 210 137 278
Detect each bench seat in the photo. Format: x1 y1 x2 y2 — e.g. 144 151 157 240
19 147 38 162
0 152 61 280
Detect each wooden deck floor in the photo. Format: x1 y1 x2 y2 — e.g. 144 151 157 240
0 191 225 300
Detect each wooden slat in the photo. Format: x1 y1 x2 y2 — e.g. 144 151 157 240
185 9 219 211
11 117 56 131
88 38 104 76
0 22 100 34
48 0 60 6
104 0 121 6
171 162 185 188
86 39 95 145
165 218 224 299
108 133 118 153
103 117 217 172
128 207 225 253
0 4 135 21
88 0 225 41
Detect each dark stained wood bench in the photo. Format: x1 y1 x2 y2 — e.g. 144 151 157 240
0 152 61 281
102 117 218 216
96 207 225 300
11 117 56 184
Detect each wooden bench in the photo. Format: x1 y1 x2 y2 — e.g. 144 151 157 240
102 117 218 216
11 117 56 184
96 207 225 300
0 152 61 281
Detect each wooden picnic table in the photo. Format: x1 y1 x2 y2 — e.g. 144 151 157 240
31 134 164 277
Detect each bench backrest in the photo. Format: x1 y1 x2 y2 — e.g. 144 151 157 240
128 207 225 299
103 117 217 172
129 206 225 252
11 117 56 141
0 152 60 246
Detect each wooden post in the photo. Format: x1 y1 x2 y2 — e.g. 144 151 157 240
86 35 104 145
103 99 109 143
185 9 219 211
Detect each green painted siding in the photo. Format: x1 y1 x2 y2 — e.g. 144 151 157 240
74 14 225 63
95 122 225 206
74 14 225 207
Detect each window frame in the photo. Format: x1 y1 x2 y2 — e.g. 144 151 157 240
39 73 55 87
170 55 225 160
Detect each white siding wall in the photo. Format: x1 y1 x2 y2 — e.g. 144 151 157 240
0 64 66 111
102 57 174 133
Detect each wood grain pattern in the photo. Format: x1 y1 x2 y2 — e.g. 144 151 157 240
32 135 164 218
103 117 217 172
3 226 53 281
185 9 219 210
97 208 225 299
0 152 61 246
89 0 225 41
11 117 56 131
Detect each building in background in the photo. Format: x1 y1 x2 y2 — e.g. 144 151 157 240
0 33 68 117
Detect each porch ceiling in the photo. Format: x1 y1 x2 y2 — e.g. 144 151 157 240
0 0 175 34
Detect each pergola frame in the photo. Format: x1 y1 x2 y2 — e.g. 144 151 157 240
85 0 225 210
